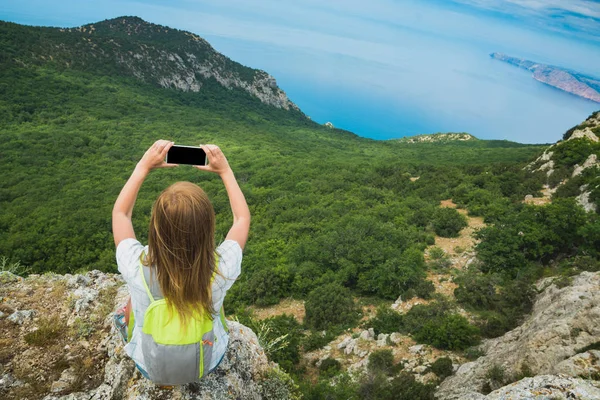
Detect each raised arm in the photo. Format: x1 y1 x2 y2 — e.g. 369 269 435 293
112 140 176 247
196 145 250 250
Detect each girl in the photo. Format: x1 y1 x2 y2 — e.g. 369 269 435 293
112 140 250 384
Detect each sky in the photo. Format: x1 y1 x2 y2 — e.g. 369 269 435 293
2 0 600 143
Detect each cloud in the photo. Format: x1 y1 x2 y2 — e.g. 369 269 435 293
448 0 600 40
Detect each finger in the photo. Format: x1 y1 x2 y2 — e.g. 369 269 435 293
201 145 217 160
160 162 178 168
195 165 212 171
160 141 174 157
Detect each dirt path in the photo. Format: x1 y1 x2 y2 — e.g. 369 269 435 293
248 298 305 323
424 199 486 300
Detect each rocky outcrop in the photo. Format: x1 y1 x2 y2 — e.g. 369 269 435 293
436 271 600 399
397 133 477 143
0 271 297 400
485 375 600 399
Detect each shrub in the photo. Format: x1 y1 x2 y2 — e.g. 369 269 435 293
368 349 397 376
429 357 454 379
319 358 342 378
304 283 360 330
552 138 600 169
367 306 403 335
413 314 480 350
24 319 64 346
431 207 468 238
428 246 446 260
483 364 507 394
454 271 500 310
258 315 303 372
301 329 340 352
387 372 436 400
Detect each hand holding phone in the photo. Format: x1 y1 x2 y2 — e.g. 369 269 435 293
166 145 207 166
195 145 231 176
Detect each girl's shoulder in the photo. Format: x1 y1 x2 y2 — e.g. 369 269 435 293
116 238 148 282
215 240 242 281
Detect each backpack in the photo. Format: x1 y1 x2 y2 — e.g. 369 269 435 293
127 255 229 385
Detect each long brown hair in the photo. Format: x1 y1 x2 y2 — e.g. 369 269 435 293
144 181 216 326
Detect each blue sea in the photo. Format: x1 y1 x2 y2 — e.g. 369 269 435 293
206 35 599 145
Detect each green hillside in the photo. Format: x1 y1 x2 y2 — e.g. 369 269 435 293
1 17 599 399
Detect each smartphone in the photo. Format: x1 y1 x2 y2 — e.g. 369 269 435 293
166 145 207 166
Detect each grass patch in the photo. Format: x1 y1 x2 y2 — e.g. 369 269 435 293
24 318 65 346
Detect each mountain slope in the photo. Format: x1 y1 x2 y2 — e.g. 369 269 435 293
0 16 298 110
527 111 600 212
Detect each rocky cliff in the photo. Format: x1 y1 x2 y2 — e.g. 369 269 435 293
0 271 298 400
491 53 600 103
436 271 600 399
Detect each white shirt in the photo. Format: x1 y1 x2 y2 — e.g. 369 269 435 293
116 238 242 371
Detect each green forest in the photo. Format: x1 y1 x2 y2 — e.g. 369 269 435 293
1 18 599 399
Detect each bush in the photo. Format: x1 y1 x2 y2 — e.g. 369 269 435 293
429 357 454 379
319 358 342 378
413 314 480 350
24 319 64 346
258 315 303 372
301 329 340 352
367 306 403 335
454 271 502 311
428 246 445 260
387 373 436 400
552 138 600 169
431 207 468 238
304 283 360 330
300 373 358 400
368 349 397 376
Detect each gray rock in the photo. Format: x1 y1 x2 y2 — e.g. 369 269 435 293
376 333 389 347
345 339 357 355
337 336 352 350
50 368 78 393
0 373 23 389
486 375 600 399
389 332 403 344
66 274 91 288
576 186 597 213
414 365 428 374
437 271 600 399
72 287 99 313
359 330 372 341
7 309 35 325
409 344 425 354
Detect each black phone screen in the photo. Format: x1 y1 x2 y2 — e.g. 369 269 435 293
166 145 207 166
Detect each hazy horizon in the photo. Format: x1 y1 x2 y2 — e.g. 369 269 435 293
2 0 600 144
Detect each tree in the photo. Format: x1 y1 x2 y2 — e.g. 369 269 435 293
431 207 468 237
304 284 359 330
